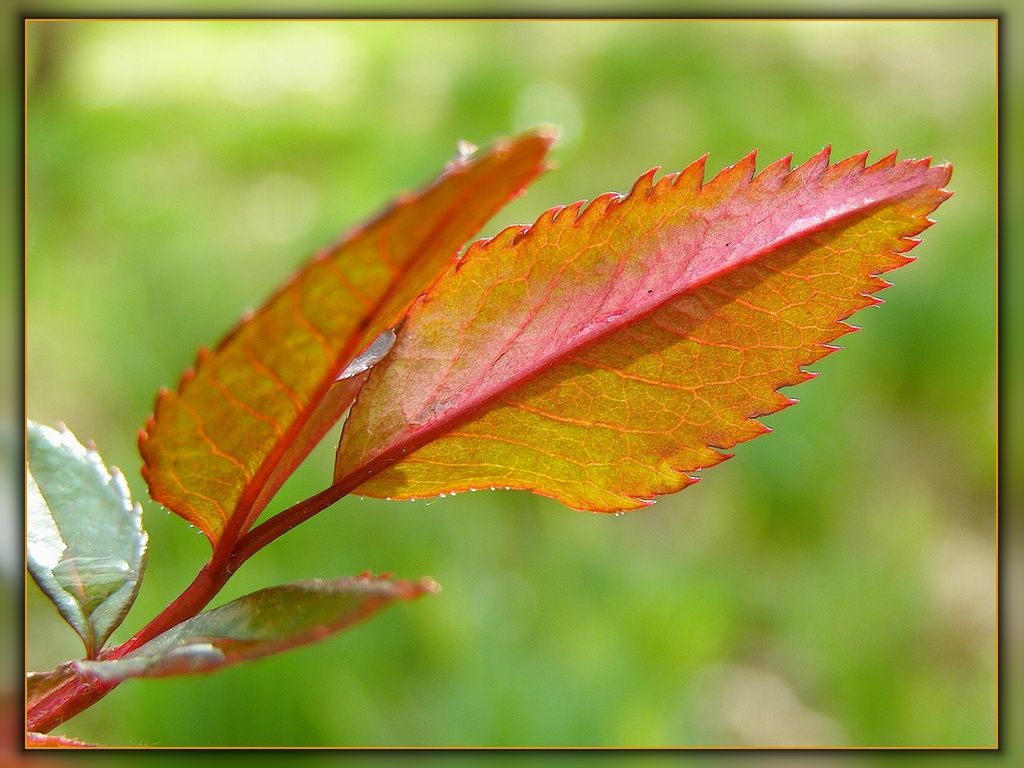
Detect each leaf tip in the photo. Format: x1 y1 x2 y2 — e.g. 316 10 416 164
355 571 439 599
738 149 758 180
415 576 442 596
805 145 833 175
629 167 661 199
869 149 900 171
677 153 708 191
579 191 620 223
532 122 563 144
755 152 794 186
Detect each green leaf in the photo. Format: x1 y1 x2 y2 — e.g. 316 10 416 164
27 421 148 659
73 574 438 683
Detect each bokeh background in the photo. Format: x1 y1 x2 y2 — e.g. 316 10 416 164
24 19 996 747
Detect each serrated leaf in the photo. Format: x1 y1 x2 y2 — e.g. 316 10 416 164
139 130 555 546
72 574 438 684
27 421 148 659
334 148 952 510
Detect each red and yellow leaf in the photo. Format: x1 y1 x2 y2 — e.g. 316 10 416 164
139 130 556 545
334 148 952 510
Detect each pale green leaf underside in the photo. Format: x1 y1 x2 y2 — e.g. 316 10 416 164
27 421 148 658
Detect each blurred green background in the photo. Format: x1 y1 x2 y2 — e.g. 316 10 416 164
24 19 996 747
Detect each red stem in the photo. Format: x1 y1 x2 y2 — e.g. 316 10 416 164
232 480 353 567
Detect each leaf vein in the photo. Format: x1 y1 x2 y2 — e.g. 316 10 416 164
240 341 305 413
176 398 252 482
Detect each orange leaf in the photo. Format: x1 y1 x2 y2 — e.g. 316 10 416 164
334 148 952 510
139 130 556 545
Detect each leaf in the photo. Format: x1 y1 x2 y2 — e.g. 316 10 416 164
27 421 148 659
26 731 95 748
71 574 438 684
334 148 952 510
139 130 556 546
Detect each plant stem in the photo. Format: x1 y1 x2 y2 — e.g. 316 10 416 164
233 439 421 567
231 481 352 568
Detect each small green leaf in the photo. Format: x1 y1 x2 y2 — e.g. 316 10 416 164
73 574 438 683
27 421 148 659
